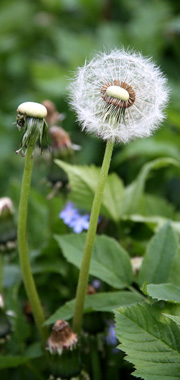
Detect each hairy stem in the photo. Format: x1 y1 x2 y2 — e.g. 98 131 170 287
17 144 48 345
73 139 114 334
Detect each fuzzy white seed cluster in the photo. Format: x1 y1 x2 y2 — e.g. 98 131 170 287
69 49 169 143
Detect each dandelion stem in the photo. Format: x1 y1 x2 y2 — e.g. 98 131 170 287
73 139 114 334
17 144 48 345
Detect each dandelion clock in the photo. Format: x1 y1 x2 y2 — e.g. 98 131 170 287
69 49 169 143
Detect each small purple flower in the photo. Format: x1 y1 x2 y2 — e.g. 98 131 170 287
70 214 90 233
106 321 119 353
59 202 90 234
92 279 101 290
59 202 79 225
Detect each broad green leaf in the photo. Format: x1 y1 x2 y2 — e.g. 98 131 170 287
116 303 180 380
138 223 178 285
54 160 125 222
45 291 143 325
146 283 180 303
113 138 180 167
121 157 179 215
55 233 133 288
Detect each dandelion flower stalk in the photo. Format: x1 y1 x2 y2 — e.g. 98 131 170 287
70 49 169 334
16 102 48 345
73 139 113 333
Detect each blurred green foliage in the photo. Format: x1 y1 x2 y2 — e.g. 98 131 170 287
1 1 180 378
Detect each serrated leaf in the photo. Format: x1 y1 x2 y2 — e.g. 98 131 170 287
116 303 180 380
45 290 143 325
54 233 133 288
146 283 180 303
54 160 125 222
138 223 178 285
121 157 179 215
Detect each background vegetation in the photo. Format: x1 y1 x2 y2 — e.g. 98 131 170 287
1 0 180 379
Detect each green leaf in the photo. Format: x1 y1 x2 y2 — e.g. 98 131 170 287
0 344 42 369
136 194 175 218
138 223 178 285
113 138 180 167
54 233 133 288
45 290 143 325
116 303 180 380
163 314 180 326
0 356 30 369
54 160 125 222
146 283 180 303
121 157 180 215
121 214 180 236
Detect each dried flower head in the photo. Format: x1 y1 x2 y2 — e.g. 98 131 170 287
86 284 96 295
46 319 78 356
42 100 65 126
16 101 48 155
69 49 169 143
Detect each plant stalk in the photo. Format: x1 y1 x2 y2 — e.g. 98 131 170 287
17 144 48 345
73 139 114 334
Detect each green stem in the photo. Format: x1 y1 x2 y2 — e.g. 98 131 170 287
73 139 114 334
18 144 48 345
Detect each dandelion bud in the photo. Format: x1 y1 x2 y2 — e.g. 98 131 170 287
16 101 48 155
46 319 78 355
0 197 16 253
46 320 82 379
0 197 14 218
131 256 143 275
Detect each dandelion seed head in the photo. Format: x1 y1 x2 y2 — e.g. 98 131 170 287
69 49 169 143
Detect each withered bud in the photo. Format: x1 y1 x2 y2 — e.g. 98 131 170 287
131 256 143 276
86 285 96 295
46 320 78 356
43 100 65 126
0 197 14 218
49 126 72 150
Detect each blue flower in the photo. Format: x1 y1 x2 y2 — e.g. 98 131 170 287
106 321 119 353
59 202 79 225
59 202 90 234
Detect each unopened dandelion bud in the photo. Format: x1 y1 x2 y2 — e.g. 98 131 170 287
0 197 14 218
131 256 143 275
46 320 81 379
16 101 48 155
46 319 78 355
0 197 16 253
